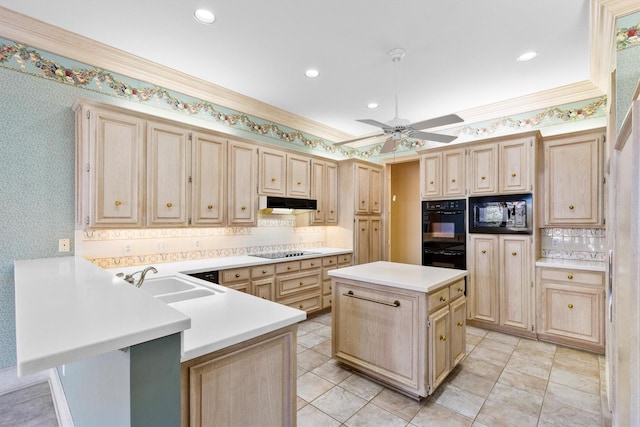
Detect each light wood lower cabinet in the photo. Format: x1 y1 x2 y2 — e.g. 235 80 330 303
181 324 297 427
537 266 605 353
332 277 466 398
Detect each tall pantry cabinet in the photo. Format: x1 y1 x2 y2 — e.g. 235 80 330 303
336 160 384 265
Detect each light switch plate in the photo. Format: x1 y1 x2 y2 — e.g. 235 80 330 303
58 238 71 252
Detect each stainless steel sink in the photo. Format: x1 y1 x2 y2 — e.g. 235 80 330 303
141 276 220 303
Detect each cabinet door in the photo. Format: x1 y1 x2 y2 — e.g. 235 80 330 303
355 164 370 213
147 122 189 226
443 149 465 197
355 217 370 265
428 306 451 392
469 144 498 195
191 132 226 226
499 236 530 331
90 109 145 227
469 235 499 324
309 160 325 224
500 138 530 193
370 167 382 214
333 280 423 392
325 162 338 224
253 277 274 300
544 131 603 225
370 217 382 262
542 283 604 345
421 152 441 198
287 154 310 198
259 148 286 196
450 297 466 368
228 141 257 225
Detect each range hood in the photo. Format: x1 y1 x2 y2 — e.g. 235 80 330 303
258 196 317 215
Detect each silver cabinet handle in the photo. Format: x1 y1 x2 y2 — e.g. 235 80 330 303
343 290 400 307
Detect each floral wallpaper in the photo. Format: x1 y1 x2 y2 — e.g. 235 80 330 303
616 18 640 51
0 37 606 160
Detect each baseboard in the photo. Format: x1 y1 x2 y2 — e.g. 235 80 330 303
0 366 74 426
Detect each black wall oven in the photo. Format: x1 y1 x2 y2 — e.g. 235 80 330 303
422 199 466 270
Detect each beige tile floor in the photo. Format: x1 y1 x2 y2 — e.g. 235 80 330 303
296 312 611 427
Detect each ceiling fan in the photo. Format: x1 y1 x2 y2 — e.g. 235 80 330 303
334 48 464 154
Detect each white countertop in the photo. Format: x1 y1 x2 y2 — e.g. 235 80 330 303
535 258 606 272
328 261 468 293
15 249 350 373
14 256 191 376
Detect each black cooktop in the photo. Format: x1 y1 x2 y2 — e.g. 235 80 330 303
250 250 318 259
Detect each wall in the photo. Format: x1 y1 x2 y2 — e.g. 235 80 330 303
615 12 640 132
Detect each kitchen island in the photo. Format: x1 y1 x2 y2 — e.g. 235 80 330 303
329 261 468 399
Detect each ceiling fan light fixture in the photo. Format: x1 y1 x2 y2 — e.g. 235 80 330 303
367 102 379 109
194 9 216 24
305 69 319 78
517 51 538 62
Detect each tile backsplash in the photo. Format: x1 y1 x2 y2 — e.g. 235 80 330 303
539 228 607 262
76 216 329 269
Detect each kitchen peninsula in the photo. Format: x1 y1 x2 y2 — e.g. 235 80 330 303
329 261 467 399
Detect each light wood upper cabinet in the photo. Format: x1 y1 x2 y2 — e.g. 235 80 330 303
228 141 257 226
543 129 604 226
287 154 311 198
469 144 498 195
258 148 286 196
499 137 530 193
442 149 465 197
191 132 226 226
258 148 310 198
369 167 382 214
308 159 338 225
75 105 146 228
420 148 464 199
355 163 371 214
468 135 534 195
146 121 189 227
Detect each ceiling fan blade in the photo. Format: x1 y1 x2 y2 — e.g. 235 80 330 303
379 137 397 154
333 132 386 146
356 119 393 130
409 114 464 130
408 130 458 143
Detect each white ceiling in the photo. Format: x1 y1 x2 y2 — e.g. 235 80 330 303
0 0 593 141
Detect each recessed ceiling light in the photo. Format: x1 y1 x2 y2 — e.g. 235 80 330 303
305 69 319 78
194 9 215 24
367 103 379 109
517 51 538 62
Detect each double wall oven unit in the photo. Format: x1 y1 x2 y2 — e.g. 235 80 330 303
422 199 466 270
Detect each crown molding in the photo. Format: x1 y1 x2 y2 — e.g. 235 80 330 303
1 3 638 144
0 6 354 143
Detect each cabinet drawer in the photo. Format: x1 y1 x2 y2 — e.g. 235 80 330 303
323 256 338 267
276 261 300 274
542 283 604 344
284 293 322 313
301 258 322 270
322 294 332 309
338 254 353 265
250 264 275 279
449 280 465 300
276 271 321 299
323 266 337 281
427 287 450 312
540 268 604 286
221 268 250 283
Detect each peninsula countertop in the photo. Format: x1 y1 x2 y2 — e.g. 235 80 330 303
328 261 468 293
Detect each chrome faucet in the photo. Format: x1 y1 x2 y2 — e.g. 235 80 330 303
116 266 158 288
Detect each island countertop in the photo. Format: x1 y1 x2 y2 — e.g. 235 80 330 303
328 261 467 293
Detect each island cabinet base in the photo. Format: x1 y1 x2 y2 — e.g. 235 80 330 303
180 324 298 427
332 277 466 400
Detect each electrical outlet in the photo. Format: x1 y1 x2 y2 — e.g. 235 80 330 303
58 239 71 252
124 244 132 254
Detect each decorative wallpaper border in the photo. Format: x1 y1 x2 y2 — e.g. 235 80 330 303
617 19 640 51
0 37 606 160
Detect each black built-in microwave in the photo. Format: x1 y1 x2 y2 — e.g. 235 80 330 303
468 193 533 234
